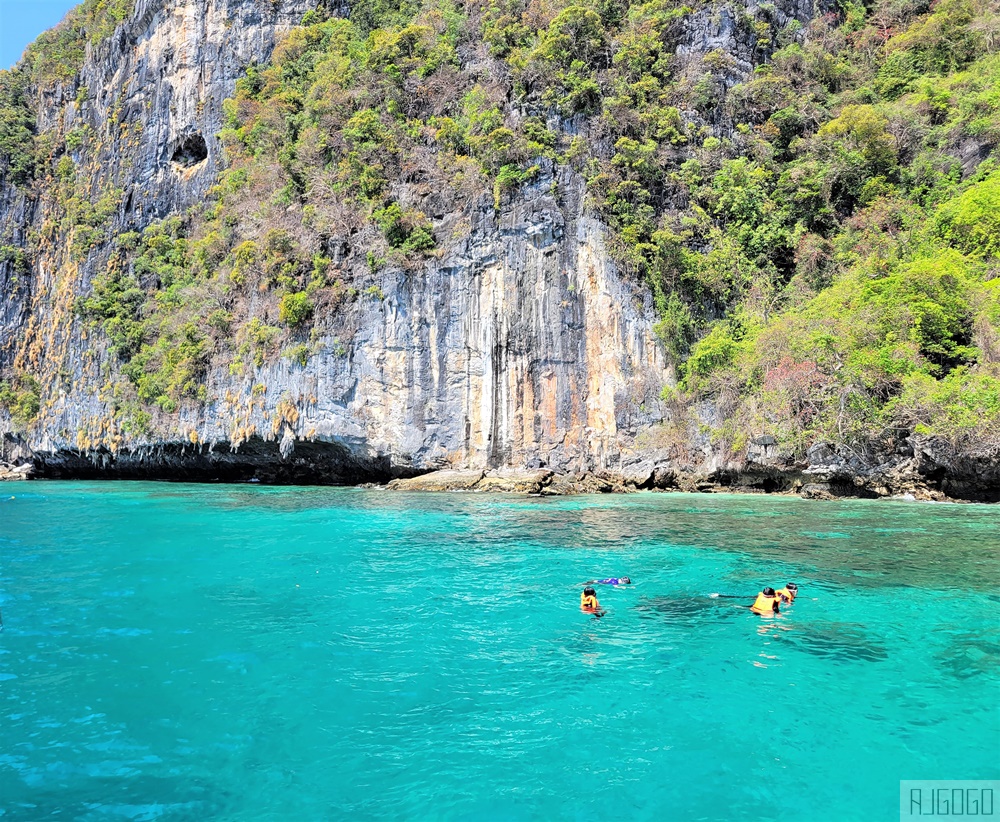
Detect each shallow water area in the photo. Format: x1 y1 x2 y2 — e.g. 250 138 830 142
1 482 998 820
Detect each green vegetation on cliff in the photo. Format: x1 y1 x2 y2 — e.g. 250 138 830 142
667 3 1000 457
5 0 1000 458
0 0 133 186
0 373 41 428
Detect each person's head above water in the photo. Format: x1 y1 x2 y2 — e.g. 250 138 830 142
621 577 631 585
786 582 798 592
584 587 596 597
762 587 776 596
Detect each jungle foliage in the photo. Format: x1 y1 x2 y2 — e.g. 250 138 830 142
660 1 1000 457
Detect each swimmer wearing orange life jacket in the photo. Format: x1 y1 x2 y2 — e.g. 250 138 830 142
775 582 798 605
580 586 601 613
750 587 780 616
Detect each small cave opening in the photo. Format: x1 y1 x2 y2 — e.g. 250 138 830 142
171 133 208 167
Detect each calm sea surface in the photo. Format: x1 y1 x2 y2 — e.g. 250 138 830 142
1 482 998 820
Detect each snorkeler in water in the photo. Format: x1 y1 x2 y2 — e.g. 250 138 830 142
750 587 780 616
583 577 632 586
580 587 604 616
775 582 798 604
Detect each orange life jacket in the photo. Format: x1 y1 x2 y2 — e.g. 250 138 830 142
581 594 599 610
776 587 796 604
750 592 779 615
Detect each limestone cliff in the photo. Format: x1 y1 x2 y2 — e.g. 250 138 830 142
3 0 997 502
0 0 676 481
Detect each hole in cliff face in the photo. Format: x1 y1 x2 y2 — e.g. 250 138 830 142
171 133 208 167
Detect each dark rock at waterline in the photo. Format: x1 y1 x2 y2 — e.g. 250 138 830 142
651 466 679 490
10 427 1000 501
799 482 841 501
543 471 624 495
712 465 803 494
30 437 422 485
683 433 1000 502
798 479 882 500
909 435 1000 502
619 459 655 489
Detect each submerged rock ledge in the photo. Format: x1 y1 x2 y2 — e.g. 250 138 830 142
385 469 623 495
5 433 998 502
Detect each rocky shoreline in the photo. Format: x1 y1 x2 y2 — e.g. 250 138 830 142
384 434 1000 502
3 432 998 503
0 462 32 482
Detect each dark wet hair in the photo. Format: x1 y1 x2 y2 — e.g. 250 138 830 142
786 582 798 591
622 577 632 584
584 587 596 596
763 587 776 596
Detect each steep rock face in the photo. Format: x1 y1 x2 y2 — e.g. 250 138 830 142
29 161 669 478
678 0 811 81
344 167 667 474
2 0 829 482
65 0 317 224
0 187 33 363
1 0 314 369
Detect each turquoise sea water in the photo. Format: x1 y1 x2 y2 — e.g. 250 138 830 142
1 482 998 821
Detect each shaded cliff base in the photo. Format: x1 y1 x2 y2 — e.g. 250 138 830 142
8 437 417 485
2 433 998 502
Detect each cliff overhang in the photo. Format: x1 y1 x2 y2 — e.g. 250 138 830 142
26 437 421 485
